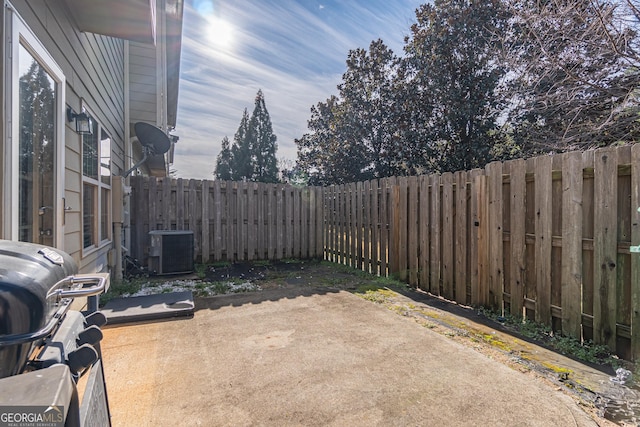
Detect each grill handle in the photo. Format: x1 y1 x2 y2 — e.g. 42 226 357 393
0 274 109 347
48 274 110 300
0 305 67 346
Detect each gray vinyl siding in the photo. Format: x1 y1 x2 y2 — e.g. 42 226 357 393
10 1 125 270
129 42 158 125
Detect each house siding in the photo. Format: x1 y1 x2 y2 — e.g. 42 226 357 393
129 42 159 126
9 0 126 272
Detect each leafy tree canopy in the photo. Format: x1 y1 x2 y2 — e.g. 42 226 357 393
295 0 640 186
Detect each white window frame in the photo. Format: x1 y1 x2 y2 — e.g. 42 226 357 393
3 3 65 248
81 106 112 254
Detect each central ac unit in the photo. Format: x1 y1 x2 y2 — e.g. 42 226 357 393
148 230 194 275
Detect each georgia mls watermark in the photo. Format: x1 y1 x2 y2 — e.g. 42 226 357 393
0 405 64 427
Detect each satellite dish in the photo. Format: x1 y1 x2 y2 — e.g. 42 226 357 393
134 122 171 155
123 122 172 177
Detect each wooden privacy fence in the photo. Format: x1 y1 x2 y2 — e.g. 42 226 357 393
129 178 324 263
129 144 640 360
323 144 640 360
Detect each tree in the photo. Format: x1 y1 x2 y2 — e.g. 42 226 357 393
338 39 407 178
230 108 253 181
296 2 509 184
296 40 404 184
502 0 640 152
249 89 279 183
402 0 509 172
214 136 232 180
215 90 279 182
296 95 372 185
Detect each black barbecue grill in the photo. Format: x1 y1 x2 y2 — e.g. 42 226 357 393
0 240 111 426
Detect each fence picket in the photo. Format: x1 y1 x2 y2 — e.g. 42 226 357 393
561 152 583 337
430 174 441 295
441 173 454 300
149 177 158 232
201 180 210 263
487 162 504 312
509 159 526 319
293 187 301 258
132 176 146 260
379 179 389 275
408 176 419 286
419 175 430 291
369 181 377 275
593 147 618 350
363 181 371 273
454 171 468 305
534 157 552 324
213 181 222 260
476 174 489 306
631 144 640 358
177 178 185 230
397 177 409 281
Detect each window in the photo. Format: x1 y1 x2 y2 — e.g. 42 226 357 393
82 112 111 250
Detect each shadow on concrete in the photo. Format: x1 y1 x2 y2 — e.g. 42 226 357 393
195 258 356 311
194 286 342 311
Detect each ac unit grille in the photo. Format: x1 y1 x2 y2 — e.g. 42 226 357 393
149 230 194 275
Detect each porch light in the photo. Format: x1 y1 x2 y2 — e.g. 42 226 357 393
67 107 93 135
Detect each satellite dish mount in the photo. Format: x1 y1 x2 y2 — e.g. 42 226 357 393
123 122 172 177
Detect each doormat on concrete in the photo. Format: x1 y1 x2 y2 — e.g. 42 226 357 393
101 291 194 325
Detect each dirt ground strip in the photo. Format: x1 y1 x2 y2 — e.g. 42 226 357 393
104 260 633 426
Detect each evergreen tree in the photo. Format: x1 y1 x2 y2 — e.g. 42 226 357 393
215 91 280 183
249 89 279 183
230 108 253 181
214 136 232 180
338 39 405 178
402 0 508 173
296 95 370 185
296 41 403 184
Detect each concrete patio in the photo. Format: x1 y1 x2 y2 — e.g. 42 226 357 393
102 287 602 426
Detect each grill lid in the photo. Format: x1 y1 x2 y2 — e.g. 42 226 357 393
0 240 78 337
0 240 78 378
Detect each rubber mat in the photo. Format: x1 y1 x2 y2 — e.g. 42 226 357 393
101 291 194 325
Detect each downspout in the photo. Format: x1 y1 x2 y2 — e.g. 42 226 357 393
113 40 132 283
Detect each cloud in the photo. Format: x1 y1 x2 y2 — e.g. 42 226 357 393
173 0 422 179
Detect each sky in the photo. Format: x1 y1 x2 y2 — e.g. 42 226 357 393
172 0 424 179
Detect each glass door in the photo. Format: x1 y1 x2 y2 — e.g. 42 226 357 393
18 43 56 246
5 5 65 248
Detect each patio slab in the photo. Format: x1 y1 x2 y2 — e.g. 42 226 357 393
101 287 599 426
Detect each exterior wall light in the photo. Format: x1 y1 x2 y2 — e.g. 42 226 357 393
66 107 93 135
